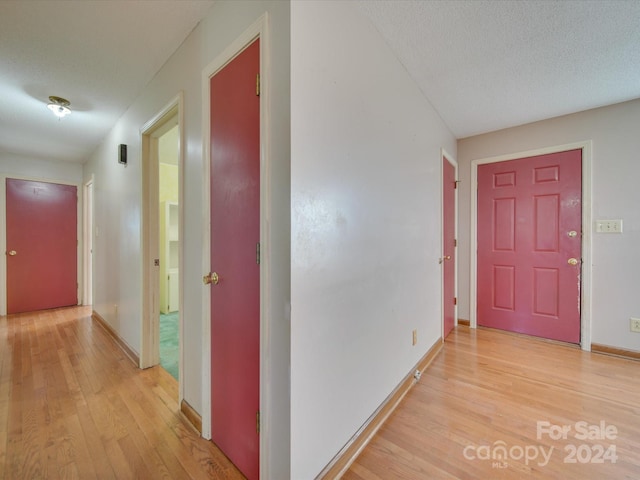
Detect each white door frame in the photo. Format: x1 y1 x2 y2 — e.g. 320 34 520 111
83 176 94 306
201 13 269 477
140 93 185 402
441 149 458 338
469 141 593 350
0 174 83 316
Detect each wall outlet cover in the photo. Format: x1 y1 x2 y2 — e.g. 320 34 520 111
595 219 623 233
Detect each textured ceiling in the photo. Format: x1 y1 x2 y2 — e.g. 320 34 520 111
1 1 639 165
0 0 214 163
357 0 640 138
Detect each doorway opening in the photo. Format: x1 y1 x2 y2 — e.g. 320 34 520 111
141 95 183 394
158 124 180 380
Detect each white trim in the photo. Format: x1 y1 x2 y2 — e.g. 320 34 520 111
469 141 593 350
0 178 6 316
200 13 269 477
440 149 458 339
83 176 94 306
176 100 186 401
0 174 83 316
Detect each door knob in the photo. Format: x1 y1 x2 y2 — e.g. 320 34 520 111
203 272 220 285
567 258 579 266
439 255 451 264
7 250 16 256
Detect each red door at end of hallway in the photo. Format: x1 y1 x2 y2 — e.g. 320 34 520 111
477 149 582 343
209 38 260 480
6 178 78 314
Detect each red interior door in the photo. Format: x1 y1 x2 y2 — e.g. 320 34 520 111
209 39 260 480
477 149 582 342
442 156 456 338
6 178 77 314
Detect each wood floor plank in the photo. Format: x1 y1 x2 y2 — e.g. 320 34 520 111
0 307 245 480
76 403 118 479
346 326 640 479
62 413 99 479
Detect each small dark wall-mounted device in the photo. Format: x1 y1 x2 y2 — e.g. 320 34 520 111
118 144 127 165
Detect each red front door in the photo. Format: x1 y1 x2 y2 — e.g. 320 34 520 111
6 178 77 314
209 39 260 480
442 155 456 338
477 149 582 343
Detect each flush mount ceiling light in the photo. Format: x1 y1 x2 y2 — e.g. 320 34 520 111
47 96 71 118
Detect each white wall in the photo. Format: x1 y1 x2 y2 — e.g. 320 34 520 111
457 99 640 352
82 2 290 478
0 153 83 184
291 1 456 477
0 153 84 316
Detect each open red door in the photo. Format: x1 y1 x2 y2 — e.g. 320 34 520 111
6 178 77 314
477 149 582 342
209 39 260 479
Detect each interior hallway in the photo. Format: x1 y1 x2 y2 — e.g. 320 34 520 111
0 306 243 479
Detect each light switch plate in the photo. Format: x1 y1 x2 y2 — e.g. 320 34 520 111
595 219 623 233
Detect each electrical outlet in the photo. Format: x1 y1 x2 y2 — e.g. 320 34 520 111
630 318 640 333
412 329 418 346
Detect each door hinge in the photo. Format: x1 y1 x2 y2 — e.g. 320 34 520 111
256 73 260 97
256 242 261 265
454 238 457 247
454 180 461 189
256 410 260 434
453 297 457 305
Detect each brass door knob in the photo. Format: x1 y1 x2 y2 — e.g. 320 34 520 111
203 272 220 285
439 255 451 264
567 258 579 266
7 250 16 256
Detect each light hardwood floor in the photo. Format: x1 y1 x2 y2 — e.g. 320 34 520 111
0 306 245 480
3 308 639 479
345 326 640 479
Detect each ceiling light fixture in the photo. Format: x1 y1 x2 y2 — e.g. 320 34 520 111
47 96 71 118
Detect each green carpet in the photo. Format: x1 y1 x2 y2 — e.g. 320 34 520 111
159 312 179 380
